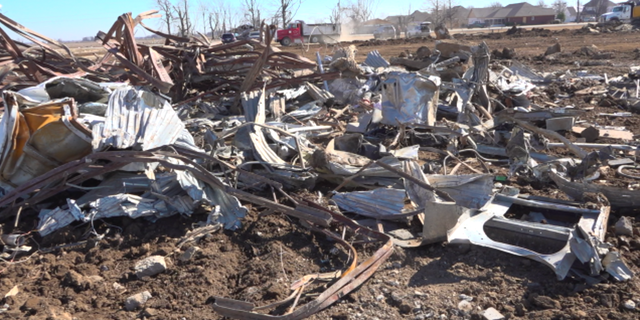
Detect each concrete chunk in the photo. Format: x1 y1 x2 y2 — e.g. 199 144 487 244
125 291 152 311
435 41 472 59
545 117 575 132
134 255 167 278
482 307 505 320
615 216 634 236
179 246 200 262
544 43 561 56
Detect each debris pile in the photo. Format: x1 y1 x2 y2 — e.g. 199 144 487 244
0 9 638 320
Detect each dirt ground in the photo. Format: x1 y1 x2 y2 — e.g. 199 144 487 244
2 28 640 320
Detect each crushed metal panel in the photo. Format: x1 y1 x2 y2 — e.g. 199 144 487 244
509 60 545 83
37 199 85 237
602 251 634 281
390 145 419 160
203 184 248 230
89 194 166 220
364 50 390 68
329 155 403 177
426 174 493 209
447 196 576 280
332 188 407 219
422 202 470 244
380 71 440 126
448 193 610 280
402 160 471 244
92 87 186 151
241 88 266 124
403 160 439 205
0 93 93 187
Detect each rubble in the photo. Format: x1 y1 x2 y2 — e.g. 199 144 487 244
134 256 167 278
0 8 638 320
482 307 505 320
544 43 562 56
615 216 634 236
124 291 152 311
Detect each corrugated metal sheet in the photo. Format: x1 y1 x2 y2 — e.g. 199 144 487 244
241 89 266 123
364 50 390 68
380 72 440 125
332 188 406 219
90 194 166 220
92 87 186 151
37 199 84 236
328 155 402 177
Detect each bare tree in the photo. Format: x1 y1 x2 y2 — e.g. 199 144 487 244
595 0 609 17
206 1 223 38
276 0 302 29
173 0 193 37
347 0 377 24
329 0 343 25
490 1 502 8
156 0 175 34
537 0 547 7
199 0 208 35
428 0 446 25
552 0 567 13
443 0 460 28
398 4 415 37
244 0 262 27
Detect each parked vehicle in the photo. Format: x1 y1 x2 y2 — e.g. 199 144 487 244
373 25 396 40
406 21 431 38
248 31 261 40
467 21 486 28
221 33 236 44
600 1 640 23
276 20 341 46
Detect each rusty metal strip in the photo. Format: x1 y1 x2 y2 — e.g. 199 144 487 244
148 47 173 86
0 13 74 61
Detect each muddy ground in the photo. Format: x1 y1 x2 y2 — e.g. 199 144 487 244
2 28 640 320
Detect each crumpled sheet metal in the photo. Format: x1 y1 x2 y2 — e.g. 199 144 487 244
426 174 493 209
92 87 185 151
0 92 93 189
0 147 249 229
364 50 390 68
37 199 84 237
332 188 407 219
2 146 391 319
380 71 440 126
241 89 266 124
448 193 610 280
402 161 470 244
602 251 635 281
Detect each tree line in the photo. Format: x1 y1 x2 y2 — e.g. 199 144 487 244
153 0 379 39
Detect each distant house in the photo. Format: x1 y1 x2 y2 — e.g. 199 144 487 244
468 2 557 25
448 6 471 28
565 6 578 22
582 0 617 17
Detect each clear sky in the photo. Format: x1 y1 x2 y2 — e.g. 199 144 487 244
0 0 564 41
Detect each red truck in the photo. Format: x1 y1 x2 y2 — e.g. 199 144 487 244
276 20 341 46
